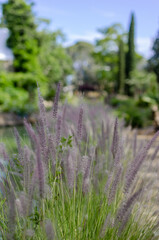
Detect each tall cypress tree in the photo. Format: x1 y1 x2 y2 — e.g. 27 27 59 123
125 13 135 95
2 0 39 73
118 39 125 94
148 31 159 84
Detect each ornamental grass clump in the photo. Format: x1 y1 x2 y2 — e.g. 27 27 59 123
0 84 159 239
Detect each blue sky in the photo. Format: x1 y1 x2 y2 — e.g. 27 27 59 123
32 0 159 58
1 0 159 57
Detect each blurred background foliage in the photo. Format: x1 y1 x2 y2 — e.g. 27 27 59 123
0 0 73 115
0 0 159 128
67 41 97 88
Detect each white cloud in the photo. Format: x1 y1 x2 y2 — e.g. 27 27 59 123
64 31 102 47
65 32 154 59
136 37 153 58
91 8 116 19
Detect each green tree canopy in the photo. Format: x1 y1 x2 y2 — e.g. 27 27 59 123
93 23 126 91
125 13 135 95
126 13 135 78
37 30 73 99
118 39 125 94
1 0 73 113
2 0 39 73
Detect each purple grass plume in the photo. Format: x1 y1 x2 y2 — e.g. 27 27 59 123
133 130 137 157
105 173 113 194
118 207 132 236
36 118 48 162
23 146 32 193
151 143 159 161
113 138 123 168
36 139 45 198
111 118 119 159
37 87 49 132
56 114 62 146
25 229 35 238
124 130 159 194
77 106 84 139
82 156 91 194
53 82 61 119
45 219 55 240
0 143 9 162
16 192 28 217
46 133 56 170
7 187 16 240
24 118 37 148
108 165 122 205
67 150 76 189
1 83 159 239
115 188 142 225
14 127 24 165
100 214 111 238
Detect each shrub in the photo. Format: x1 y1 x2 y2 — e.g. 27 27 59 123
0 72 47 115
110 97 153 128
0 84 159 239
